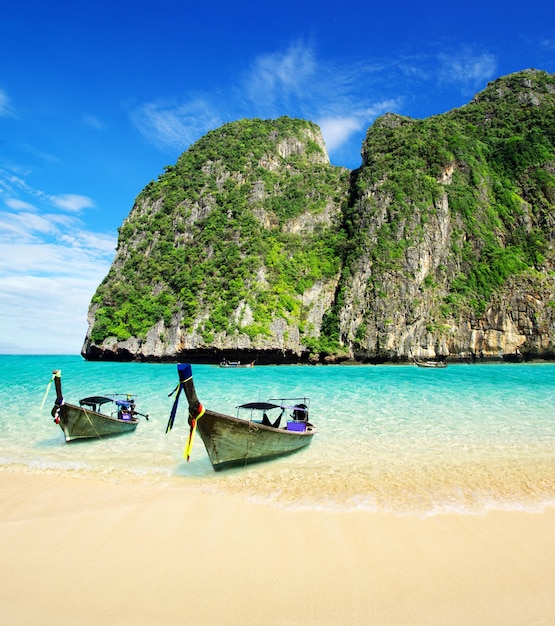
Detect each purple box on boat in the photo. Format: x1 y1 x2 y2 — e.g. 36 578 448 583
287 421 306 432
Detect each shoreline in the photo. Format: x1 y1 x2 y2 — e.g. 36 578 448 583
3 460 554 517
2 470 554 625
79 353 555 365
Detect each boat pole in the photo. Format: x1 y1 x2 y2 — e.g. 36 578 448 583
52 370 63 403
50 369 64 422
179 364 205 461
166 363 204 431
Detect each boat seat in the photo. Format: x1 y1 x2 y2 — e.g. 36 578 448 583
262 413 281 428
79 396 113 412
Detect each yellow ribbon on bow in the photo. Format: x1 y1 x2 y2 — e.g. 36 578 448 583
184 403 205 461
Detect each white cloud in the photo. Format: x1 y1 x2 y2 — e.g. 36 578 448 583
0 235 115 275
49 194 95 212
0 172 115 354
1 169 54 207
0 211 58 240
242 43 406 157
0 235 115 353
5 198 37 211
318 100 399 152
318 117 362 152
438 49 497 93
0 172 27 197
0 274 105 354
74 230 119 254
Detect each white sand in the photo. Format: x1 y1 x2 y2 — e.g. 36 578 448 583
1 471 554 625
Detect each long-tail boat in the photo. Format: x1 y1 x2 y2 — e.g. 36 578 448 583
218 359 255 368
166 363 316 471
46 370 148 442
413 358 448 368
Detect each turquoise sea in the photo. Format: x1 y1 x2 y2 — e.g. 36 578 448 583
1 355 554 515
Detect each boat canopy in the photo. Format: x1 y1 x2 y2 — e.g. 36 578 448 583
79 396 114 408
237 399 310 423
237 402 281 411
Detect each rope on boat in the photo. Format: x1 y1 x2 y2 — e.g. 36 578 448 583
82 407 103 439
243 420 259 467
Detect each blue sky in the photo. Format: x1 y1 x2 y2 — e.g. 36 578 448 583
1 0 555 354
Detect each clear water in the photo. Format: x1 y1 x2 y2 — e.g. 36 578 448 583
1 355 554 515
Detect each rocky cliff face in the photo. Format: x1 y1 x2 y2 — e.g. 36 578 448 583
82 71 555 363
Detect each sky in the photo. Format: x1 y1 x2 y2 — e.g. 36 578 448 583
1 0 555 354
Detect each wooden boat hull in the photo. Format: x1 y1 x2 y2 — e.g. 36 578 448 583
56 402 138 442
196 409 315 470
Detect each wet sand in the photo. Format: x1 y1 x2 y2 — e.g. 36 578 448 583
1 470 554 625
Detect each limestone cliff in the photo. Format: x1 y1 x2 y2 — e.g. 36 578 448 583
82 117 349 362
82 70 555 363
336 69 555 362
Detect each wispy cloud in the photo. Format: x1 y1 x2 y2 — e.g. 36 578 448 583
82 113 106 130
243 40 317 109
0 89 15 118
540 38 555 50
1 170 95 215
242 43 407 156
0 211 59 240
130 98 222 152
129 40 408 162
127 40 500 170
438 49 497 94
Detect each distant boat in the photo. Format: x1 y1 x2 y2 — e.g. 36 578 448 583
166 363 316 471
46 370 148 442
413 358 448 369
219 359 255 368
503 350 524 363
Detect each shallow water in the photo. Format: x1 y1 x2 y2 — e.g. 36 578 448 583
1 355 554 514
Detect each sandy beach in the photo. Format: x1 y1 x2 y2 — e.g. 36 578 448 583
1 470 554 626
